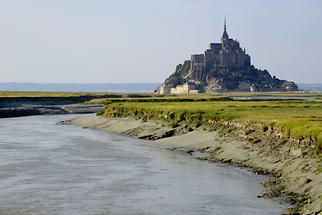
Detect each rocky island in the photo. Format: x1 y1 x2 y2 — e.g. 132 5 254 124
157 20 298 94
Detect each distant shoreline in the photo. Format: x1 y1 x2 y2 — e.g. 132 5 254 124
0 82 160 93
0 94 110 118
0 92 151 118
0 83 321 93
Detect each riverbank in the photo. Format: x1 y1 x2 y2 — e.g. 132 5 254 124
0 93 109 118
0 104 105 118
0 92 151 118
70 114 322 214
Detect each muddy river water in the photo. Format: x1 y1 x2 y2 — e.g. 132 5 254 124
0 115 288 215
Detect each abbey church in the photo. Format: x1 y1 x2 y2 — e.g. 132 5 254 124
191 20 251 80
157 20 298 94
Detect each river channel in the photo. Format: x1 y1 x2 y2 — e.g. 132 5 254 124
0 115 288 215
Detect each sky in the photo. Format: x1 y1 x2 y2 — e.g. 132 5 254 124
0 0 321 83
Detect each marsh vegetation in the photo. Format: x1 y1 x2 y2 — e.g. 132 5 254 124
95 93 322 151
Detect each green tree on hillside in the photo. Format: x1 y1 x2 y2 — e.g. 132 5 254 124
165 60 191 86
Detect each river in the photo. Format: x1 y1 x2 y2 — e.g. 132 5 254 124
0 115 288 215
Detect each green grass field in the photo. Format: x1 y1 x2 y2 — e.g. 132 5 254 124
2 91 322 150
88 91 322 104
100 98 322 150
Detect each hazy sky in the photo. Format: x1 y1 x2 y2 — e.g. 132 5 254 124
0 0 321 83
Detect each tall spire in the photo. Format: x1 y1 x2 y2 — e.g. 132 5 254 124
221 17 229 42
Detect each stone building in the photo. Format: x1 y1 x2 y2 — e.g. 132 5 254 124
156 19 299 94
159 84 172 95
170 83 198 95
191 19 251 79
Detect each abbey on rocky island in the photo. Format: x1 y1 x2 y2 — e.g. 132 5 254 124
157 20 298 94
